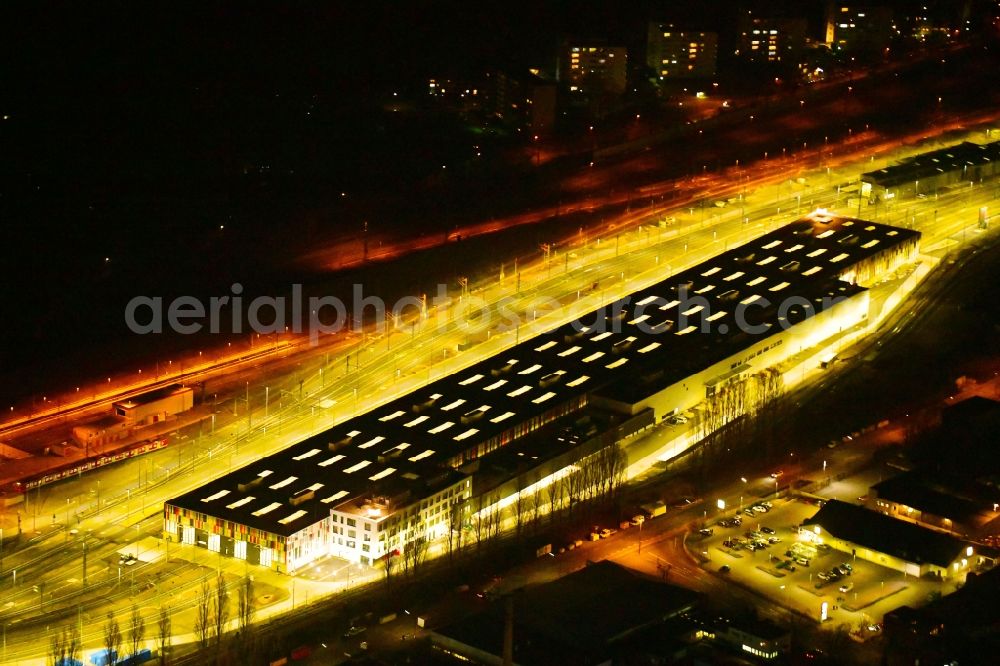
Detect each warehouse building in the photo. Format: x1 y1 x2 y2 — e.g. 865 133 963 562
801 500 986 580
166 215 920 572
861 140 1000 201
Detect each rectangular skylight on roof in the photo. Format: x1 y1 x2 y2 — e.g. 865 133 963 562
379 410 406 422
518 363 542 375
202 489 231 503
701 266 721 276
257 470 273 478
343 460 372 474
358 436 385 449
459 374 483 385
636 295 660 306
227 496 254 510
368 467 397 481
507 385 532 397
428 421 454 434
706 310 727 321
638 342 661 354
695 285 714 294
532 391 557 404
862 239 880 249
318 454 345 467
534 340 557 352
807 248 827 257
306 483 324 492
293 448 321 461
408 449 435 462
252 502 282 517
676 325 698 335
628 314 650 325
757 256 776 266
441 398 466 411
490 411 516 423
606 357 628 369
682 305 704 316
724 271 745 281
454 428 479 441
566 375 589 387
746 276 766 287
785 243 804 252
817 229 835 239
321 490 350 504
346 430 361 438
278 510 308 525
802 266 821 276
762 240 782 249
404 415 429 427
558 345 581 357
582 351 605 363
830 252 849 263
659 300 680 310
483 379 507 391
741 294 762 305
269 476 298 490
591 331 613 342
768 281 789 292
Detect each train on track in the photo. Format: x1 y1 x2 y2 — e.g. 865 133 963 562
7 437 168 493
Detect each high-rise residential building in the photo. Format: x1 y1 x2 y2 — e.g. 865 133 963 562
647 23 718 80
561 43 628 97
825 5 894 53
736 15 808 64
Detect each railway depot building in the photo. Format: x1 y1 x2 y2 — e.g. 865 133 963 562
861 140 1000 201
166 215 920 573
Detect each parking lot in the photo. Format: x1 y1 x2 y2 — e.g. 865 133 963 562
690 497 949 629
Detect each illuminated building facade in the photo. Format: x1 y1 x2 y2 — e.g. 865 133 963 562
562 43 627 96
646 23 718 79
736 16 807 64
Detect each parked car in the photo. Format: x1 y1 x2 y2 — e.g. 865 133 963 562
794 557 810 567
839 563 853 574
343 626 367 638
698 528 714 536
839 582 854 593
760 526 775 534
768 536 782 544
599 528 616 539
752 505 768 513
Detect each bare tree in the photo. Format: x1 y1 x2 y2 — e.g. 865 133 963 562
237 575 256 635
49 625 80 666
103 612 123 666
446 503 464 560
128 604 146 662
194 579 212 649
157 606 171 666
211 572 230 648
